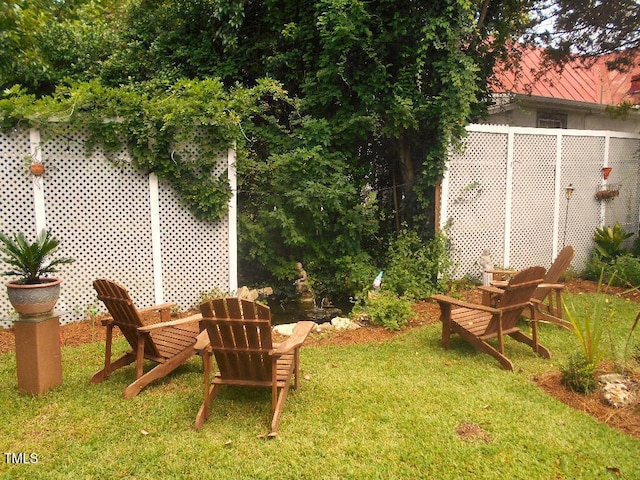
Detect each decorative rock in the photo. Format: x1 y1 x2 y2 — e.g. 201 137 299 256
273 323 297 336
314 323 336 333
598 373 638 408
351 312 372 325
257 287 274 297
273 317 360 336
236 286 254 301
331 316 360 330
599 373 625 384
237 285 273 302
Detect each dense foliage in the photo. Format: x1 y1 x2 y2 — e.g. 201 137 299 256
529 0 640 70
584 222 640 289
0 78 278 221
352 291 417 331
380 229 454 301
1 0 537 299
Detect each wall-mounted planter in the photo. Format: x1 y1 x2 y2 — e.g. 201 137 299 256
29 162 45 176
595 188 619 201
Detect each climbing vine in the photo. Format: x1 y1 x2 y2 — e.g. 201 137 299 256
0 77 293 220
0 0 536 296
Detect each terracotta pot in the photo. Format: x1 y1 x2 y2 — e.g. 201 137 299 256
29 163 45 176
6 278 61 316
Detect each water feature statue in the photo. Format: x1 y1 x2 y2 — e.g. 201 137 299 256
263 262 347 324
294 262 309 294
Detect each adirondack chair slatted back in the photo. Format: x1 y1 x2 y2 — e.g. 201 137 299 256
484 266 545 337
532 246 574 303
93 279 161 358
201 297 274 382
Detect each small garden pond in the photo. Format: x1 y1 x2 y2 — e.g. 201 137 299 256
268 298 353 325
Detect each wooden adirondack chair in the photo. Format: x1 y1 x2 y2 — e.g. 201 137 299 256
90 279 205 398
482 246 575 329
432 266 550 371
195 297 315 437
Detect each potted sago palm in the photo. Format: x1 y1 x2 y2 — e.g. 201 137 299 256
0 229 75 316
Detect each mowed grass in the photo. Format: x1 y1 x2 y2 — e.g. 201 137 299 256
0 292 639 479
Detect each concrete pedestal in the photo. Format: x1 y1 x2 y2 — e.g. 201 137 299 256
14 311 62 395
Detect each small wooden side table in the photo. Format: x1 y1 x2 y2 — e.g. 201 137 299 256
14 311 63 395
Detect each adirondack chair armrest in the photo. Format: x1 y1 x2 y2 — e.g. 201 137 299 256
137 313 203 333
538 283 564 290
136 302 177 315
193 330 210 352
477 285 505 295
271 321 316 355
483 282 563 293
100 316 114 326
431 294 500 314
485 268 517 275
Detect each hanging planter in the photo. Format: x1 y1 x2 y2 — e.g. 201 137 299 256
29 162 45 177
595 187 620 201
22 154 48 181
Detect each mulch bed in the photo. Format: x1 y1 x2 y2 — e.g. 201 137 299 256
535 369 640 439
1 279 638 438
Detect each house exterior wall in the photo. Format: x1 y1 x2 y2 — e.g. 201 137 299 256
485 103 640 133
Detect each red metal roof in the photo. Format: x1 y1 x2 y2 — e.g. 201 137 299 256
493 47 640 105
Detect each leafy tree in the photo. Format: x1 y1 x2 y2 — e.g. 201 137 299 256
1 0 124 96
1 0 537 298
529 1 640 70
0 0 51 92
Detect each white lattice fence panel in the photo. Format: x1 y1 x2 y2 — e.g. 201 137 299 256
509 134 557 269
560 135 606 271
0 130 35 328
443 127 639 282
158 133 229 311
605 137 640 242
445 131 507 279
41 127 155 323
0 127 232 327
0 131 33 234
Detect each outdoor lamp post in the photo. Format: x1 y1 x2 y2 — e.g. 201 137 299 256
563 184 574 248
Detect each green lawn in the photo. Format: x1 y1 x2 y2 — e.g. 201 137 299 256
0 292 639 479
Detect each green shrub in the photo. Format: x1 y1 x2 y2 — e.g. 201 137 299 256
584 254 640 288
353 291 416 331
331 253 379 303
583 253 607 282
382 229 453 301
560 352 598 394
632 232 640 256
593 222 633 262
611 255 640 287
